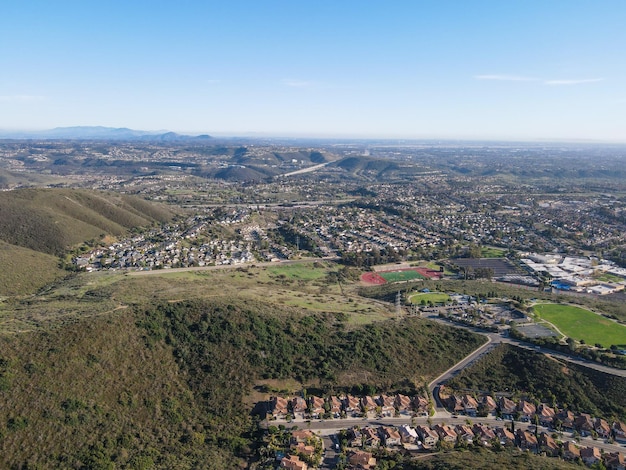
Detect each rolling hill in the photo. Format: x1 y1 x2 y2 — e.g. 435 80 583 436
0 188 174 295
0 297 485 468
0 188 173 256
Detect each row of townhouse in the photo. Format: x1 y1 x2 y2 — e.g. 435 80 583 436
343 423 626 469
448 394 626 442
268 393 430 420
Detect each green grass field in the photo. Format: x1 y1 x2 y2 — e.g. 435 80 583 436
378 270 425 282
408 292 451 304
534 303 626 348
481 247 506 258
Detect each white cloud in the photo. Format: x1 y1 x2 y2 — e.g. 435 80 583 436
0 94 45 102
281 79 313 88
544 78 604 86
474 74 537 82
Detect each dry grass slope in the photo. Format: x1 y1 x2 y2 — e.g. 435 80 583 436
0 188 174 256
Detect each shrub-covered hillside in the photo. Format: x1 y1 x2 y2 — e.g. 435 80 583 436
447 344 626 420
0 298 484 468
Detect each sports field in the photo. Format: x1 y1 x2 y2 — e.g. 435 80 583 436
408 292 451 304
534 303 626 348
378 270 426 282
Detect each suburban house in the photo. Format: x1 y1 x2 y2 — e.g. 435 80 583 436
415 425 439 447
472 424 495 445
395 394 412 413
433 424 457 443
292 442 315 459
398 424 418 444
290 430 316 446
575 413 595 436
516 429 538 451
539 432 559 457
280 454 308 470
595 417 611 438
481 395 497 414
362 427 381 447
494 426 515 446
329 396 342 417
454 424 474 444
290 397 307 417
614 421 626 443
499 397 517 419
557 410 576 431
447 395 465 414
309 396 325 418
361 396 377 413
412 395 430 416
344 395 361 414
517 400 536 421
348 450 376 469
537 403 556 426
462 395 479 416
603 452 626 470
270 396 289 418
563 441 581 461
378 394 396 417
380 426 401 447
581 446 602 466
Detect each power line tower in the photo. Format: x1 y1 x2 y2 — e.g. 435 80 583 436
396 291 402 319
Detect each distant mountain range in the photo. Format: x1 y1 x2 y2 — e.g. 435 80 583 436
0 126 212 141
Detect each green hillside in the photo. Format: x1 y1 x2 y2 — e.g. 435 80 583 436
0 188 173 256
0 241 67 296
0 298 484 468
447 343 626 420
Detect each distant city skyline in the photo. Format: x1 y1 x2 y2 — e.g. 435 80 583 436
1 1 625 142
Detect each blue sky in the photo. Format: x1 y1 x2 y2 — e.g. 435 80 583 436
1 1 625 141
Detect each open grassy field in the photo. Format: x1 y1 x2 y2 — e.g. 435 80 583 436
0 261 392 333
534 303 626 348
378 269 426 282
481 246 506 258
408 292 451 304
266 262 329 281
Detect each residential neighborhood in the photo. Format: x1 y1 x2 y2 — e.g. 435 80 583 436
259 392 626 469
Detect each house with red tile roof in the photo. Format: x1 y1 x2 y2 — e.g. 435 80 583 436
395 394 412 413
415 425 438 447
539 432 559 457
581 446 602 466
563 441 581 461
270 396 289 418
603 451 625 470
348 450 376 469
280 454 308 470
433 424 457 443
516 429 538 450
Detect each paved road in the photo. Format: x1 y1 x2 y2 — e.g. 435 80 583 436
280 415 626 454
280 162 331 177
